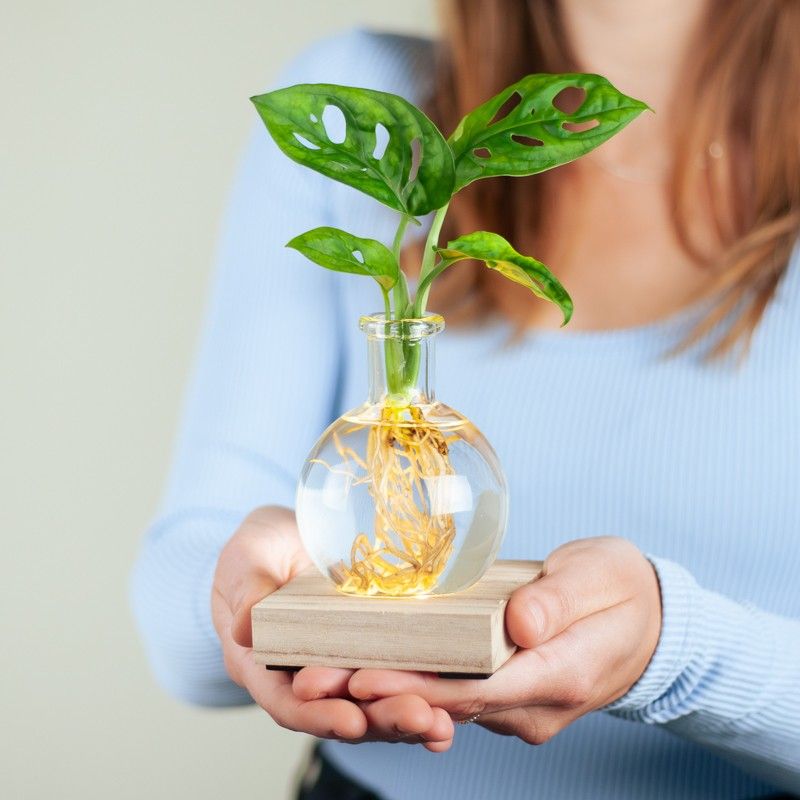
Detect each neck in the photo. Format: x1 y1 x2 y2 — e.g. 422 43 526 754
554 0 710 177
558 0 709 113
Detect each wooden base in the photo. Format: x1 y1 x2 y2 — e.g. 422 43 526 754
251 560 542 676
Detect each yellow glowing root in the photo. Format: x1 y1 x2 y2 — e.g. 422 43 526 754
324 405 457 596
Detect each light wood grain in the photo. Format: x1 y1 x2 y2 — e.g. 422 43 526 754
252 560 542 675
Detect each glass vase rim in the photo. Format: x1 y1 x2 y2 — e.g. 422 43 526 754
359 312 445 341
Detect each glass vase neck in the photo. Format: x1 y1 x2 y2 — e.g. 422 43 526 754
359 313 444 406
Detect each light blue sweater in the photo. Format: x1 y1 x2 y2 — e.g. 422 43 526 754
130 30 800 799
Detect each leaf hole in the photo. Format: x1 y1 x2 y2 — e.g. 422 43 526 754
510 134 543 147
473 147 491 159
373 122 390 160
293 132 320 150
309 113 318 123
322 104 346 144
562 119 599 133
409 138 422 181
351 249 365 264
490 91 522 125
552 86 586 113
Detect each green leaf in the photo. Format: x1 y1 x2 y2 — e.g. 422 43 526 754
252 84 455 216
435 232 573 325
287 226 399 290
449 73 649 190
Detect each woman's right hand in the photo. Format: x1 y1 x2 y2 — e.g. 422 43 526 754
211 505 455 751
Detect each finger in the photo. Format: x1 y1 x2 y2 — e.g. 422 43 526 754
506 537 643 649
233 646 367 739
293 667 355 700
350 699 453 749
361 694 436 738
424 731 454 751
427 706 456 743
477 705 578 746
350 663 522 718
423 708 455 752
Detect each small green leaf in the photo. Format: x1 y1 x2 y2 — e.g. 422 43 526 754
252 84 455 216
435 231 573 325
287 227 399 290
449 73 649 190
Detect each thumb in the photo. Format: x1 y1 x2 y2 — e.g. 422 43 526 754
505 570 580 650
217 506 311 648
230 574 280 648
505 540 629 649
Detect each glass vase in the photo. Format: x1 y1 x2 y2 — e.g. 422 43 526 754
295 313 508 597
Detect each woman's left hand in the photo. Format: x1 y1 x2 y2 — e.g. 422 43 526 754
341 537 662 747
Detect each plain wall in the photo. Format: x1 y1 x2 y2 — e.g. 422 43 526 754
1 3 435 798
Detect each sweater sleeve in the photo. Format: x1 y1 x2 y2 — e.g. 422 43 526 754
130 28 437 708
128 35 362 706
605 556 800 793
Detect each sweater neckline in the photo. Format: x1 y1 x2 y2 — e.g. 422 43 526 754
508 239 800 357
482 291 718 360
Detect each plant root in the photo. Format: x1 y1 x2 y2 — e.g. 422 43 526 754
327 405 457 596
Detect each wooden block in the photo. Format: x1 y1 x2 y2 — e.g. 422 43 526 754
252 560 542 676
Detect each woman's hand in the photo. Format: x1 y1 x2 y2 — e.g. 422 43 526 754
342 537 662 745
211 506 454 751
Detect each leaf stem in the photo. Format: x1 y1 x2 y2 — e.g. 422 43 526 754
413 258 456 317
390 216 412 319
385 207 450 402
413 202 450 317
381 286 392 319
393 215 410 260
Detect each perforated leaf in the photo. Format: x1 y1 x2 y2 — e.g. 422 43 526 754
449 73 649 190
252 84 455 216
287 226 399 290
436 231 573 324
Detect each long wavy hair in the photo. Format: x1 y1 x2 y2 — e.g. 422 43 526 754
415 0 800 357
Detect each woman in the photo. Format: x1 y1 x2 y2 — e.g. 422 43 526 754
131 0 800 797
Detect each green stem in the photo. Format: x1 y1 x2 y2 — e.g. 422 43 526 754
412 258 456 317
384 215 413 401
413 203 450 317
384 337 419 403
390 215 411 319
382 208 448 403
392 215 410 261
381 286 408 399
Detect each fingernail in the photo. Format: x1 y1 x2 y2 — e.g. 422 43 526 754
349 679 377 700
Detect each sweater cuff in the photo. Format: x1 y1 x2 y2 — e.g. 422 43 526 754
604 555 699 714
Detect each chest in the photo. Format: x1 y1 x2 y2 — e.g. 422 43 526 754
517 169 716 331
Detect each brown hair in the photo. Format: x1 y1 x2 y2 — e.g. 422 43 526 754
414 0 800 357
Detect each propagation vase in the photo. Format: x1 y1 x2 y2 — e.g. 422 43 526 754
296 313 508 597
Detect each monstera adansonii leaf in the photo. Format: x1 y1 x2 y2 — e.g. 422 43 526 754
287 226 399 290
252 84 455 217
435 231 573 325
449 73 649 191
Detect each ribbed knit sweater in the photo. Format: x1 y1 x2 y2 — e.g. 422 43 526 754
130 29 800 799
